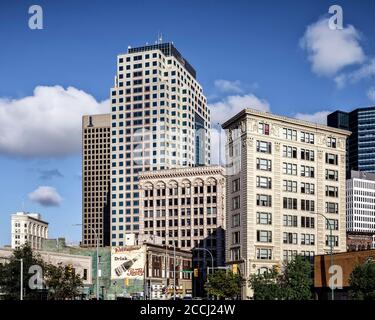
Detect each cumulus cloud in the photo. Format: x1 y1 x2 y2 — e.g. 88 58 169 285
28 186 63 207
214 80 243 94
0 85 109 157
367 87 375 102
209 93 270 125
335 59 375 88
300 18 365 76
38 169 64 180
294 110 330 125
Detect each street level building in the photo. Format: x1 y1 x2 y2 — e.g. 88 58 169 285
222 108 350 298
346 231 373 251
314 249 375 300
11 212 48 250
0 246 92 287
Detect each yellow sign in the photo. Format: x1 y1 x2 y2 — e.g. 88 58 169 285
124 278 129 286
194 268 199 277
232 264 238 274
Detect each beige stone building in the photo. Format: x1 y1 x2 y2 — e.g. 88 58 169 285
11 212 48 250
138 166 226 269
82 114 111 247
222 109 350 298
0 247 92 286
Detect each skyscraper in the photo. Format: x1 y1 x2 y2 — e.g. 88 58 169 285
346 170 375 249
110 42 211 245
82 114 111 247
223 109 350 298
328 106 375 174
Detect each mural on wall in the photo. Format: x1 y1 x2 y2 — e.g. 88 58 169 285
111 246 146 280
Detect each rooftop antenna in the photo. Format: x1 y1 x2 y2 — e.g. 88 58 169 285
156 31 163 44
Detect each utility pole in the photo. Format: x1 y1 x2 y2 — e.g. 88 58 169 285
20 258 23 301
315 212 334 300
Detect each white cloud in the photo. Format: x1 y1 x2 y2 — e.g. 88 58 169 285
28 186 63 207
367 87 375 102
335 59 375 88
214 80 243 94
300 18 365 76
0 85 109 157
294 110 330 125
209 93 270 125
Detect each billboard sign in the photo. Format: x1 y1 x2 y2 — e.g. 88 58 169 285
111 246 146 280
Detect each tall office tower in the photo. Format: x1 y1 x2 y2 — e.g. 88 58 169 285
11 212 48 250
222 109 350 298
82 114 111 247
328 106 375 174
110 43 211 245
346 170 375 249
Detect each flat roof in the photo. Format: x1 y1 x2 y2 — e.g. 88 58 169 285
221 108 351 136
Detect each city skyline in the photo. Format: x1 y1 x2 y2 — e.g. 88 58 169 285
1 0 375 246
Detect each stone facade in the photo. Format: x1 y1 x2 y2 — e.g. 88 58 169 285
222 108 350 299
11 212 48 250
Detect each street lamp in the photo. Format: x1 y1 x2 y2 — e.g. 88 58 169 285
193 247 214 276
166 243 177 300
240 256 247 300
73 224 99 300
193 247 214 299
314 212 334 300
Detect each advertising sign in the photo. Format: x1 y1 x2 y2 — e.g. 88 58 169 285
111 246 146 280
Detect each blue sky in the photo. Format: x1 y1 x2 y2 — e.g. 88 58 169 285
0 0 375 246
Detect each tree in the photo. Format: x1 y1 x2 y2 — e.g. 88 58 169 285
249 256 313 300
349 259 375 300
280 255 313 300
249 266 282 300
205 270 244 299
0 244 46 300
44 263 83 300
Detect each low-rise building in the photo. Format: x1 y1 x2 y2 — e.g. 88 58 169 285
0 246 92 286
346 231 373 251
42 237 192 300
314 249 375 300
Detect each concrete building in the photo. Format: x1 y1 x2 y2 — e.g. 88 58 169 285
82 114 111 247
11 212 48 250
328 106 375 175
111 244 193 300
109 42 211 244
346 231 373 251
138 165 226 296
42 238 191 300
222 108 350 298
346 170 375 248
314 249 375 300
0 246 92 287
